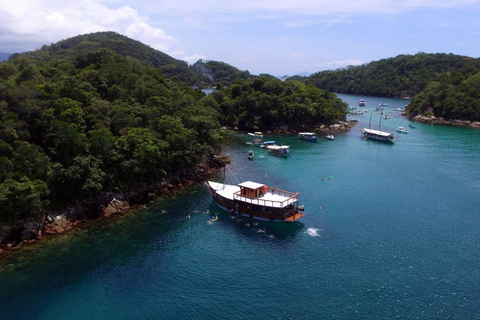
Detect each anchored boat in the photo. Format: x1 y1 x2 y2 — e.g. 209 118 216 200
298 132 318 141
267 145 291 156
361 128 395 142
362 110 394 142
204 180 305 222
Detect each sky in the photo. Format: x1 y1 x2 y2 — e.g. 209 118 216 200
1 0 480 76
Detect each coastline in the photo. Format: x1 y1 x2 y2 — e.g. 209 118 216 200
0 121 357 260
412 115 480 129
0 154 230 259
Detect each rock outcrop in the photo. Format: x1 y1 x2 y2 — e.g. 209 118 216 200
413 115 480 129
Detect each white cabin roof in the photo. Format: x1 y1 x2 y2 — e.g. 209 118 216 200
238 181 265 189
298 132 316 136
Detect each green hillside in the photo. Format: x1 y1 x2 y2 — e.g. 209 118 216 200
8 31 210 86
292 53 480 99
0 48 222 226
190 60 252 87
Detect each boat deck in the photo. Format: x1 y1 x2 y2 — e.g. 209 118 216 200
207 181 298 208
234 192 297 208
208 182 240 200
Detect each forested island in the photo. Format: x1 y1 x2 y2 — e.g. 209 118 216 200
290 52 480 122
0 32 348 250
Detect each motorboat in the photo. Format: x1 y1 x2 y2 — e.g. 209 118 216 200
396 126 408 134
267 145 291 156
298 132 318 141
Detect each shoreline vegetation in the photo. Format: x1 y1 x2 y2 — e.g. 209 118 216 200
0 120 355 259
0 119 355 260
0 154 230 259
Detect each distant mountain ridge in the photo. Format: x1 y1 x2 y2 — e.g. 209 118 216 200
9 31 211 86
7 32 252 88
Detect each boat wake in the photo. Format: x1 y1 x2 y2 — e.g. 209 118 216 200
306 227 321 237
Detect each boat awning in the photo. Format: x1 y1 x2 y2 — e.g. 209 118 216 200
267 145 290 150
238 181 265 189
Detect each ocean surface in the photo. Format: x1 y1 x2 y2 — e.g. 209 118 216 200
2 94 480 319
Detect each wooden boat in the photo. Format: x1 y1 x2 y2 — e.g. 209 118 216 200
267 145 291 156
204 180 305 222
362 111 394 142
298 132 318 141
361 128 394 142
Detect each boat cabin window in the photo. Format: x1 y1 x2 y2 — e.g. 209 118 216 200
240 187 259 198
240 186 268 198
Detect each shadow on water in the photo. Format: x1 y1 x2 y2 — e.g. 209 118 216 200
206 202 305 242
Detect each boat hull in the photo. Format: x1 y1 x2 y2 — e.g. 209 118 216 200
204 182 304 223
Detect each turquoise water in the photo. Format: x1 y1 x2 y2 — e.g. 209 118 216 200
2 94 480 319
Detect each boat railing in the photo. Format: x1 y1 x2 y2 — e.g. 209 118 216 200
233 187 299 208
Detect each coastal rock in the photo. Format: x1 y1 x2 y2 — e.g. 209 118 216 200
102 198 130 217
413 115 480 129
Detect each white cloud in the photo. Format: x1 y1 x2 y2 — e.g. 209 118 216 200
0 0 177 53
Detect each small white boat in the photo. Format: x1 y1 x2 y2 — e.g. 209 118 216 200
359 99 366 106
326 134 334 141
267 145 291 156
245 139 262 147
298 132 318 141
396 126 408 134
260 140 276 148
379 103 388 106
248 150 254 160
248 131 263 137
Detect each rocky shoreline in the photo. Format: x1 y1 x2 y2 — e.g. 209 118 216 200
412 115 480 129
0 121 357 258
0 154 230 257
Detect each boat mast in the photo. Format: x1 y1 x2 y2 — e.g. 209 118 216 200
368 111 373 129
379 113 382 131
223 166 226 186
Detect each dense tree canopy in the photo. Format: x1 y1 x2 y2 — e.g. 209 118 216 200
190 60 251 88
210 76 348 131
406 70 480 121
291 53 480 99
0 49 223 225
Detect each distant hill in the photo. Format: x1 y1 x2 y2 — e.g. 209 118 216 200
0 52 11 61
190 59 251 86
8 31 210 86
290 53 480 98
